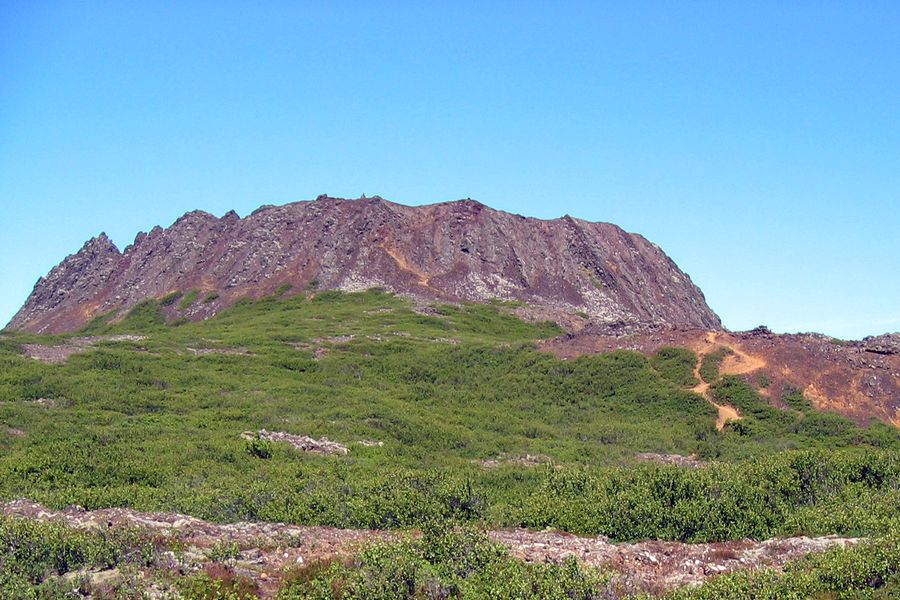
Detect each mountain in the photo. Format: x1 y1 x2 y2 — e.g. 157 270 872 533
7 196 721 334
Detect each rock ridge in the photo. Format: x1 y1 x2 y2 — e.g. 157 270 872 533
8 196 722 334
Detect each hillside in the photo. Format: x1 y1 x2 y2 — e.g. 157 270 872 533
7 196 721 334
2 200 899 598
1 290 899 597
544 327 900 427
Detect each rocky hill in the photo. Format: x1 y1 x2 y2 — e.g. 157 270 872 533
542 326 900 426
7 196 721 334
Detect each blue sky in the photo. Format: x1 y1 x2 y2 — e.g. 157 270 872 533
1 1 898 338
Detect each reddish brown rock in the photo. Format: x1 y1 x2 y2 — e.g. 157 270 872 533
541 328 900 427
7 196 720 334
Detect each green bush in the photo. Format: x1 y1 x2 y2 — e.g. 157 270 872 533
116 299 166 329
781 385 811 412
0 515 157 591
513 449 900 541
179 289 200 311
651 347 698 387
698 347 731 383
245 437 274 460
667 533 900 599
793 412 855 438
159 291 183 307
179 565 259 600
278 523 608 599
207 540 242 563
0 290 896 545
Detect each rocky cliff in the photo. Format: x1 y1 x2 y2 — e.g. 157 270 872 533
7 196 721 334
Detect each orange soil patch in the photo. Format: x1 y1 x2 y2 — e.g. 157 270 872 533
689 332 767 376
735 335 900 426
379 239 435 290
540 328 900 428
78 302 102 321
804 382 829 407
689 332 751 430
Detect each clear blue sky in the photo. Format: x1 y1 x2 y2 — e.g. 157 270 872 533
2 1 898 338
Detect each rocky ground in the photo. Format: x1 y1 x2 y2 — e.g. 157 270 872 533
541 326 900 427
490 529 857 597
634 453 704 469
1 500 857 598
240 430 350 456
21 334 146 363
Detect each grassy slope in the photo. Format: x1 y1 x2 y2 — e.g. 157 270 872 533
0 290 898 541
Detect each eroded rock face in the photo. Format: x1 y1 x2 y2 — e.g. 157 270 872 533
12 234 121 332
7 196 721 334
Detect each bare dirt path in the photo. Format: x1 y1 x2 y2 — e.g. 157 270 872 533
1 500 857 598
691 332 753 430
719 336 767 376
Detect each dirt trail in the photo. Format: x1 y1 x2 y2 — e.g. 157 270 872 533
691 332 764 430
719 338 767 376
1 500 857 598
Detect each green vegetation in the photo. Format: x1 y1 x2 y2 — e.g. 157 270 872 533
180 568 259 600
515 449 900 541
111 298 167 330
79 310 118 335
667 534 900 599
160 291 183 307
273 525 900 599
276 283 294 297
0 515 158 597
0 290 898 596
0 291 896 534
278 523 607 600
179 289 200 311
782 385 812 412
700 377 897 459
698 346 731 383
650 347 698 388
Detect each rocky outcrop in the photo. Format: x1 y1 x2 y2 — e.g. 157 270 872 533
239 430 349 456
7 196 721 334
0 500 859 598
863 333 900 356
541 327 900 427
12 234 121 333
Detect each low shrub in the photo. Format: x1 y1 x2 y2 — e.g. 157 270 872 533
651 347 698 387
277 523 608 599
667 533 900 599
698 347 731 383
0 515 158 592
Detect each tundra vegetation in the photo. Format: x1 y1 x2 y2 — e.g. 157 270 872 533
0 290 898 597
